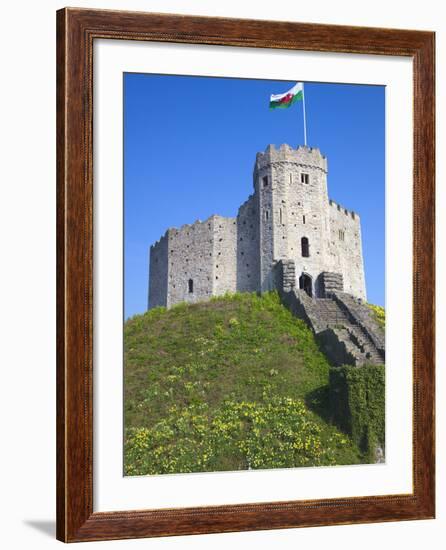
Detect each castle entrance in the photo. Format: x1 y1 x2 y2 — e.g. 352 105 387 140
299 273 313 297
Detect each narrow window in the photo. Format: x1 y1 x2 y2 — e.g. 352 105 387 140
188 279 193 293
290 173 293 184
301 237 310 257
280 208 283 224
263 176 268 188
303 215 306 225
265 210 269 221
301 173 309 184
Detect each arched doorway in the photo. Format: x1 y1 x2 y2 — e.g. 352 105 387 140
299 273 313 297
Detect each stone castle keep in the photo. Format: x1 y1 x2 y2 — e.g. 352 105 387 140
149 144 367 310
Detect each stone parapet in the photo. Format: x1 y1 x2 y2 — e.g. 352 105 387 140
274 259 296 293
255 144 328 174
320 272 344 297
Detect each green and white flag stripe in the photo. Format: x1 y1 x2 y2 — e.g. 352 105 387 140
269 82 304 109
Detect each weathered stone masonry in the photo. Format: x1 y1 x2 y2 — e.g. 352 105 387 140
148 144 367 309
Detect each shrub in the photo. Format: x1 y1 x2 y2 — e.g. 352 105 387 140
329 364 385 461
368 304 385 329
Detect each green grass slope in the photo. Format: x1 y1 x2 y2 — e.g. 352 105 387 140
124 291 365 475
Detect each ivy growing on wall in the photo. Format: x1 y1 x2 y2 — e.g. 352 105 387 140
329 364 385 461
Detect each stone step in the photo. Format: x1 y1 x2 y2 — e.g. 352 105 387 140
331 314 384 365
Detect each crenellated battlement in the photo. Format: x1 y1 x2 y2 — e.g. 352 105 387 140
255 144 328 173
239 194 254 208
238 194 257 216
328 199 360 222
150 232 169 249
168 216 211 236
164 215 235 238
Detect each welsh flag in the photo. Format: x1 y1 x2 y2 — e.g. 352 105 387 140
269 82 303 109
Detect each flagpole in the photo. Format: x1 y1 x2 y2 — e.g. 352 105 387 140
302 83 308 146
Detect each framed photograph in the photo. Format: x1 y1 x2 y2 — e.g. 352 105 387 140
56 7 435 542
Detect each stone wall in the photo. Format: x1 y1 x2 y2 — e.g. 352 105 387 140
255 148 275 291
279 259 297 293
165 220 215 307
213 215 238 296
148 233 168 308
320 272 344 296
148 214 240 308
328 201 366 300
236 195 260 292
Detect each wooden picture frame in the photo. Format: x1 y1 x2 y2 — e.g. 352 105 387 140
56 7 435 542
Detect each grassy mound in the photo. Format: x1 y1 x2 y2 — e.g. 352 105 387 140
124 291 365 475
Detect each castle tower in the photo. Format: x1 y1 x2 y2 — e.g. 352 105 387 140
254 144 331 296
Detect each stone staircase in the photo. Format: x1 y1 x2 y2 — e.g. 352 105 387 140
315 298 348 327
274 259 385 367
345 325 383 365
313 299 384 365
331 291 385 361
280 286 385 367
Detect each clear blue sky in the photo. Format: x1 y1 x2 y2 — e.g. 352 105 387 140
124 73 385 319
